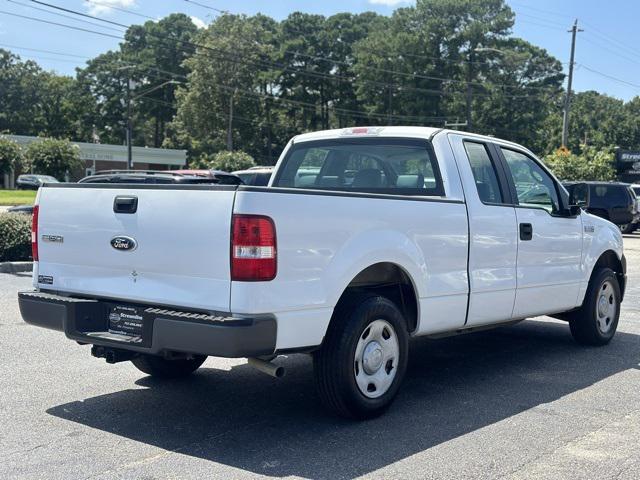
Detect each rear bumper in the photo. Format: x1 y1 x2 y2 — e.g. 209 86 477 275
18 291 276 358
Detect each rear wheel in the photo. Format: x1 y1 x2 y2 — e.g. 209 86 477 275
620 224 634 234
313 293 409 419
569 268 620 346
131 354 207 378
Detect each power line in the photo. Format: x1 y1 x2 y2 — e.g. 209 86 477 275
578 64 640 90
0 9 122 39
56 0 560 93
0 42 91 59
13 1 562 99
28 0 129 28
84 0 156 21
6 0 125 32
183 0 227 15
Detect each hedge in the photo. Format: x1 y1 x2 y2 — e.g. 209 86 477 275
0 213 32 262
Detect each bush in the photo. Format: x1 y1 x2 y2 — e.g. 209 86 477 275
0 137 23 176
543 145 616 182
0 213 32 262
24 138 82 179
191 150 256 172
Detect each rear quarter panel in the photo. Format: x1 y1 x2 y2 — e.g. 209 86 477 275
231 188 469 349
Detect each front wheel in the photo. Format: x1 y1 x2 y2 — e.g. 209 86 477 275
131 354 207 378
569 267 621 346
313 294 409 419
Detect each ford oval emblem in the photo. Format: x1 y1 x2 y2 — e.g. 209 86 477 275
110 236 137 252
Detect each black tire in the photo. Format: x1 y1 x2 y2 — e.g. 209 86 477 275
620 224 634 234
313 293 409 420
569 267 621 346
131 354 207 378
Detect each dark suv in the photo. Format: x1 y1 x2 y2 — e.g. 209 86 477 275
564 182 637 232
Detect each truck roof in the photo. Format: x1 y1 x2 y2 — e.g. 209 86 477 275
293 126 442 143
291 126 526 152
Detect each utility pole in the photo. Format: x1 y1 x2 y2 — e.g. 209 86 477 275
387 62 394 126
562 19 583 149
465 49 475 131
126 78 133 170
227 90 235 151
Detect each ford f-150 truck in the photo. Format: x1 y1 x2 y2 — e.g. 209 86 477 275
19 127 626 419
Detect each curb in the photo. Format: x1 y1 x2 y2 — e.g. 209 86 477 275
0 261 33 274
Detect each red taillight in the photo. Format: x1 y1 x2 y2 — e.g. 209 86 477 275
231 214 277 281
31 205 39 261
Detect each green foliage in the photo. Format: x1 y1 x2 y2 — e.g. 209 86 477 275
192 151 256 172
543 146 616 182
24 138 81 179
0 213 32 262
0 137 22 175
1 3 640 165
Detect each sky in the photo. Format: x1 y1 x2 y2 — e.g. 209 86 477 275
0 0 639 101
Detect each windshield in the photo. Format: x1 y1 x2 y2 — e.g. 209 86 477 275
273 137 443 196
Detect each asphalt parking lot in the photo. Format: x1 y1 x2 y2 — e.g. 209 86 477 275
1 238 639 480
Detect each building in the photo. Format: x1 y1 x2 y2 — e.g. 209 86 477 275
2 135 187 187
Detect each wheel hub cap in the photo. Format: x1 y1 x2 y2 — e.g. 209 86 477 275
595 280 617 334
362 341 384 375
353 319 400 399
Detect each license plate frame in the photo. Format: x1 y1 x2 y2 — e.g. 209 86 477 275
107 304 146 342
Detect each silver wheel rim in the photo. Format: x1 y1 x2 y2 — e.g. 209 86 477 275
354 319 399 399
596 280 617 334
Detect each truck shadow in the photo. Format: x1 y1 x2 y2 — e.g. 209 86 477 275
47 319 640 479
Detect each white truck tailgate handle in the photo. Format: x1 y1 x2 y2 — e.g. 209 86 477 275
113 196 138 214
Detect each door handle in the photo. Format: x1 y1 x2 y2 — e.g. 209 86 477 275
519 223 533 241
113 196 138 214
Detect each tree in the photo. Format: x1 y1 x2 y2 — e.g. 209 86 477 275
543 146 616 181
172 14 273 158
0 137 22 175
472 38 564 153
74 51 129 145
24 138 82 179
192 150 256 172
0 49 44 136
121 14 199 147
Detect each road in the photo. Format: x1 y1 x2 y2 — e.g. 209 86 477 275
1 238 639 480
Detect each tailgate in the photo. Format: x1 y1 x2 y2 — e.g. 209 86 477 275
35 185 236 312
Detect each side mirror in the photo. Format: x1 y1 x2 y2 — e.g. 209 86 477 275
568 183 590 209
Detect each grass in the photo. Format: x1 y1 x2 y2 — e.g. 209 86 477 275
0 189 37 206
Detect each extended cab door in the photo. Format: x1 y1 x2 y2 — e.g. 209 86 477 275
448 134 518 326
496 147 583 318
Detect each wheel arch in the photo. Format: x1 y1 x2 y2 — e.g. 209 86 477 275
591 250 626 301
331 262 420 334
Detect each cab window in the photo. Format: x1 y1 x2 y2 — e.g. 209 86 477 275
464 141 503 204
500 148 560 213
274 138 444 196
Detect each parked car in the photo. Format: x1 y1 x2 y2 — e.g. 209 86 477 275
78 170 241 185
232 166 274 186
171 169 242 185
19 127 626 419
564 181 637 233
6 204 34 215
16 174 58 190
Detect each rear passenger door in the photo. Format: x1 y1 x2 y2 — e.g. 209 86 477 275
449 134 519 326
497 147 583 318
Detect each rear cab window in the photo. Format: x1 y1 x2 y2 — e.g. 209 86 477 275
273 137 444 196
463 141 504 204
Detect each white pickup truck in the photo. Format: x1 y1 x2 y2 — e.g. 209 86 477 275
19 127 626 419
